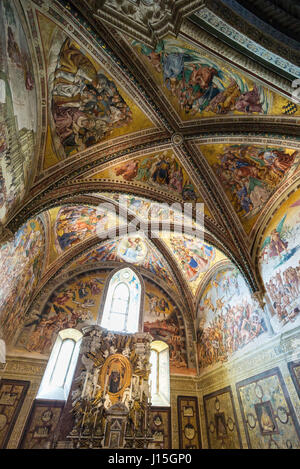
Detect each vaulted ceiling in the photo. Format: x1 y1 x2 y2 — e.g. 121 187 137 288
1 0 300 348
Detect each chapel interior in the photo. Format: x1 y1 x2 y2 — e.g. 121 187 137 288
0 0 300 450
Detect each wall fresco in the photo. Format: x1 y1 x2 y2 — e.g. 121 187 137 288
177 396 201 449
259 189 300 333
197 267 267 369
143 279 193 375
15 266 190 377
203 387 242 449
0 0 37 222
16 269 108 355
0 217 45 344
19 400 64 449
148 408 171 449
0 379 29 449
288 360 300 400
236 368 300 449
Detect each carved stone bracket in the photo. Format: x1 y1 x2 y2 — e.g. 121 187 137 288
87 0 207 47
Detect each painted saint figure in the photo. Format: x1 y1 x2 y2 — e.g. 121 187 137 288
52 38 132 156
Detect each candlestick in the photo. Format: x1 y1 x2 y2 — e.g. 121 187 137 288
103 373 108 396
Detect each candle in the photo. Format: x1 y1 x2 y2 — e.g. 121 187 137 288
103 373 109 396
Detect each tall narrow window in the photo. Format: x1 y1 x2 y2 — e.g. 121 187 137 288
101 268 141 333
50 338 75 388
109 282 130 331
150 341 170 407
37 329 82 401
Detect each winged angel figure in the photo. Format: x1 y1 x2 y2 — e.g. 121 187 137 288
260 215 288 262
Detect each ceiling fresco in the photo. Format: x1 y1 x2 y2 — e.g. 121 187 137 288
94 192 210 227
160 233 228 295
199 143 300 233
36 11 156 170
88 148 204 203
47 204 127 265
0 0 37 223
129 36 299 121
0 0 299 370
68 235 177 292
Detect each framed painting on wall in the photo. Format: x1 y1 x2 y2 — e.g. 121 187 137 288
0 379 30 448
236 367 300 449
148 407 171 449
288 360 300 399
19 399 65 449
177 396 201 449
203 386 242 449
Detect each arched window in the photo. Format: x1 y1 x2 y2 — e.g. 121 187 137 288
150 340 170 407
109 282 130 331
100 268 141 333
37 329 82 401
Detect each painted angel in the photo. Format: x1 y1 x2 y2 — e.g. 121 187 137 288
260 215 288 260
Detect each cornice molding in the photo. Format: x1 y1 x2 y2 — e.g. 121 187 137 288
72 0 206 48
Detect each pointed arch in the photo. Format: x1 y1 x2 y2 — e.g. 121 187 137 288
98 266 144 333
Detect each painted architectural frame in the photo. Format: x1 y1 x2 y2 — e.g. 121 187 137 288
288 360 300 400
203 386 242 449
236 367 300 449
0 379 30 448
18 399 65 449
177 396 201 449
149 406 171 449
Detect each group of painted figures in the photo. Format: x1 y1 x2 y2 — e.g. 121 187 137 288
0 220 44 344
52 39 132 155
196 268 268 368
212 146 297 218
22 276 103 354
169 235 215 282
56 206 110 251
266 264 300 325
114 151 198 200
197 297 266 367
0 0 36 223
135 39 270 116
